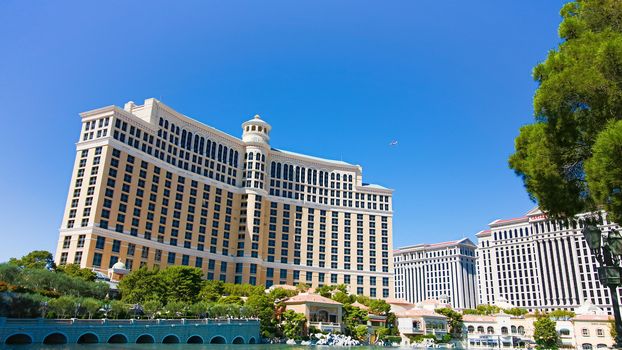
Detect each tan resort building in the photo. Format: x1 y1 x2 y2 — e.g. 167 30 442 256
54 98 394 298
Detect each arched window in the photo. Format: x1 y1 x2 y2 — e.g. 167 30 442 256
211 142 216 158
164 120 169 128
206 140 212 157
468 326 475 333
262 154 265 162
289 165 294 181
518 326 525 335
217 144 223 162
283 164 289 179
229 149 234 166
271 162 276 177
487 326 494 334
276 163 281 178
194 135 199 153
477 326 484 333
223 146 228 162
159 117 163 126
199 137 205 155
582 344 593 350
511 326 517 334
181 130 187 147
186 132 193 150
255 153 261 161
234 151 239 167
501 327 508 335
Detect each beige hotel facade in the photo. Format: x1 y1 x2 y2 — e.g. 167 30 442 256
54 98 394 298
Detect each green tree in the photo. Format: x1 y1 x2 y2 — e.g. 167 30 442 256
109 300 127 319
280 310 306 339
49 295 76 318
585 120 622 222
189 301 210 318
219 295 244 305
164 300 186 318
549 309 576 320
56 264 96 282
463 305 501 315
368 299 391 315
159 266 203 304
435 307 464 338
343 305 369 337
81 298 101 319
246 293 277 338
533 316 560 349
504 307 529 317
143 299 162 319
9 251 55 269
118 267 165 303
0 263 22 284
353 324 369 342
509 0 622 222
199 280 225 302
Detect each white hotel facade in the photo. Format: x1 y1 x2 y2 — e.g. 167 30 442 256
393 238 478 310
476 207 621 314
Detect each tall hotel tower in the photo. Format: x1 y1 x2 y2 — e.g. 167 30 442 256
477 207 620 314
393 238 478 309
55 99 394 297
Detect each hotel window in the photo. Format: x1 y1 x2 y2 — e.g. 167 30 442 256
73 251 83 265
109 256 118 268
62 236 71 249
59 252 68 265
597 328 604 337
95 236 105 249
92 253 102 267
582 329 589 337
167 252 176 264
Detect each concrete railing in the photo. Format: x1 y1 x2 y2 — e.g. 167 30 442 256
1 317 259 327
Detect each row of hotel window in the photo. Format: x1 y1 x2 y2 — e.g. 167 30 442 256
90 149 389 269
98 116 389 210
492 216 615 241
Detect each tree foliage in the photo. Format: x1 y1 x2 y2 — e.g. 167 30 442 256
533 316 560 349
509 0 622 221
504 307 529 317
56 264 96 282
435 307 464 338
463 305 501 315
281 310 307 340
9 251 55 270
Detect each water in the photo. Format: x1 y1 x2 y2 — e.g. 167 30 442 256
0 345 415 350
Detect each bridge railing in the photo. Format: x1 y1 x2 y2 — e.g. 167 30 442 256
0 317 259 328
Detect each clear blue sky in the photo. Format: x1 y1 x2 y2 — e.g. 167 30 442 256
0 1 567 262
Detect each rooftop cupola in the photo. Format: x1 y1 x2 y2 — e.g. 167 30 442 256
242 115 271 144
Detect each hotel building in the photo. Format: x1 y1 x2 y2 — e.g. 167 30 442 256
393 238 478 309
54 98 394 298
476 207 620 314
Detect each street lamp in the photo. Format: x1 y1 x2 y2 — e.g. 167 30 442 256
582 221 622 348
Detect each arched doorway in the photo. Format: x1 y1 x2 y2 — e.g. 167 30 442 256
187 335 203 344
162 335 180 344
136 334 155 344
108 334 128 344
43 333 68 345
77 333 99 344
232 336 244 344
248 337 257 344
210 336 226 344
4 334 32 345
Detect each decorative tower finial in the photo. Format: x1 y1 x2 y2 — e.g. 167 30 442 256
242 114 271 145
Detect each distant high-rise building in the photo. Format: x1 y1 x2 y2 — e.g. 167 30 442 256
54 98 394 297
393 238 477 309
476 207 620 313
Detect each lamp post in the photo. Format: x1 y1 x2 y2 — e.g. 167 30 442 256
582 222 622 348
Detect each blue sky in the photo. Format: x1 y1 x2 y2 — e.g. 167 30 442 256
0 1 567 262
